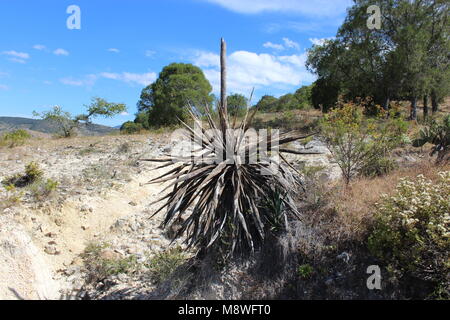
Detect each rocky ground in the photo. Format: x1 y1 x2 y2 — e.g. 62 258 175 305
0 131 345 300
0 134 178 299
1 130 429 300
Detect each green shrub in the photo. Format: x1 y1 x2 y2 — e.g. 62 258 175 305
0 129 31 147
320 100 407 184
146 247 187 284
1 184 23 209
120 121 143 134
2 161 44 187
29 178 58 200
413 115 450 163
368 172 450 298
81 242 139 283
360 156 398 178
298 264 314 279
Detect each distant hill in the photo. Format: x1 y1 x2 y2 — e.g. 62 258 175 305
0 117 118 136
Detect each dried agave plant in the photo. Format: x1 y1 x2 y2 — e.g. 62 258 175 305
141 39 317 258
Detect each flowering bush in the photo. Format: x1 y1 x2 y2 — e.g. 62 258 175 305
368 172 450 298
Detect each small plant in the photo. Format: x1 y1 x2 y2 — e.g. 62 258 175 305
78 147 97 156
360 156 398 178
29 178 58 200
0 129 31 148
146 247 187 284
368 172 450 299
117 142 131 153
263 189 287 234
298 264 314 279
412 115 449 163
81 242 139 283
1 184 23 209
2 161 44 187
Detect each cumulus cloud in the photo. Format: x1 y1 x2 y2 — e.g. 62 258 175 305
108 48 120 53
200 0 352 16
53 48 69 56
192 49 315 96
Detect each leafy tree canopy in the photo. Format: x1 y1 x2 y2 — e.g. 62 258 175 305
227 93 248 117
137 63 213 127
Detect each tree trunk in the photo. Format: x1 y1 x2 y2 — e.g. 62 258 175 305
220 38 227 115
423 95 428 119
431 90 438 114
410 96 417 121
383 96 390 112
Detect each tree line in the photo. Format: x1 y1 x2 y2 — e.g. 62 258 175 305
123 62 314 132
306 0 449 119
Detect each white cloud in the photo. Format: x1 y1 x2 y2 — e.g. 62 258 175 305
33 44 46 50
53 48 69 56
120 111 130 116
193 51 220 67
309 37 335 46
262 38 300 51
192 50 315 96
60 71 157 88
0 84 9 90
263 42 284 50
108 48 120 53
282 37 300 50
200 0 352 16
60 74 97 87
99 72 157 86
2 50 30 64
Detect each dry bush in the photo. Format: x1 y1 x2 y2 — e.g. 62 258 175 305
315 160 449 243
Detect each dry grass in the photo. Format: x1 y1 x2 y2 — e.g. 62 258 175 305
319 159 450 242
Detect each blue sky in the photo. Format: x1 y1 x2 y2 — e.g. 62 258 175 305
0 0 352 126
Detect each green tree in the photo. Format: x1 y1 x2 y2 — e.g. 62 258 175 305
277 93 299 111
294 84 314 109
255 95 278 112
33 97 127 137
137 63 213 127
306 0 450 117
134 112 150 130
120 121 144 134
227 93 248 117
